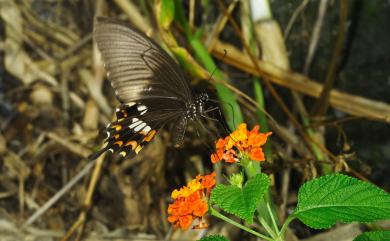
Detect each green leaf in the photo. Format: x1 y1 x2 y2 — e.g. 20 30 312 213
293 174 390 229
159 0 175 29
210 173 270 223
353 231 390 241
198 235 230 241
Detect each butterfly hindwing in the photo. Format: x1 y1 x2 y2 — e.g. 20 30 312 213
98 103 159 158
90 101 181 159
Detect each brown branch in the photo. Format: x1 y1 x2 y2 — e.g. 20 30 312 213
211 40 390 122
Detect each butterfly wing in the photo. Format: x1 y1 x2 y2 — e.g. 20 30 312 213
93 17 192 104
89 101 183 159
91 17 192 159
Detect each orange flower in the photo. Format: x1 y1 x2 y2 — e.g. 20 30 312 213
216 138 227 149
198 172 216 190
223 149 238 163
178 215 193 230
211 152 220 164
250 147 265 161
193 199 208 216
211 123 271 164
167 172 216 230
171 178 202 199
227 123 248 149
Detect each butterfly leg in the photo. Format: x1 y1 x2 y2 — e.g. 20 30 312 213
201 114 219 122
61 154 106 241
194 120 217 155
202 105 231 138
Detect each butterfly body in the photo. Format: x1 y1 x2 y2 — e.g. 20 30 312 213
90 17 210 159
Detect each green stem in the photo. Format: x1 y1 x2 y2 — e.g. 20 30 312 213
244 160 260 177
210 207 273 241
259 217 277 240
278 215 295 239
267 201 279 234
253 79 273 161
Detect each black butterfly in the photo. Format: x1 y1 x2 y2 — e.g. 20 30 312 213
89 17 214 159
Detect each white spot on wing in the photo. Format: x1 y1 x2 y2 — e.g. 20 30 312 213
106 131 110 138
132 118 139 122
127 102 136 107
137 105 147 111
143 126 151 133
140 110 147 115
134 122 147 132
129 120 142 129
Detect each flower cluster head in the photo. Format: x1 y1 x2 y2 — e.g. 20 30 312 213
211 123 272 164
167 172 216 230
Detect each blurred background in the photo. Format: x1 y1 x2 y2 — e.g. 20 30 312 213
0 0 389 240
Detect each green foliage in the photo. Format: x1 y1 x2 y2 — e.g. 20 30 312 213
210 173 270 223
159 0 175 28
293 174 390 229
353 231 390 241
198 235 230 241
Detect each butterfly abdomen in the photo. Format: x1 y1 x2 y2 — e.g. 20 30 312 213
172 117 188 147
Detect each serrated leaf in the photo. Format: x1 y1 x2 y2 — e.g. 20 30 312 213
210 173 269 223
353 231 390 241
293 174 390 229
159 0 175 29
198 235 230 241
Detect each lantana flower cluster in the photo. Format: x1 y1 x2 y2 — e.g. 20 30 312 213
211 123 272 164
167 172 216 230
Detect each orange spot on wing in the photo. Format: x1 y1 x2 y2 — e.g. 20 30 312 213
125 141 138 150
114 141 123 146
114 134 120 139
143 130 156 142
112 125 122 131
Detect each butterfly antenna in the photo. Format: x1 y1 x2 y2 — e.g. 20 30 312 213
204 49 240 152
206 49 237 131
207 49 227 82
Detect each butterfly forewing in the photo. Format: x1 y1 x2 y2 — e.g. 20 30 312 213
91 17 194 159
94 17 192 104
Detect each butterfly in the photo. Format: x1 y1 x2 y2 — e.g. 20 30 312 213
89 17 214 160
